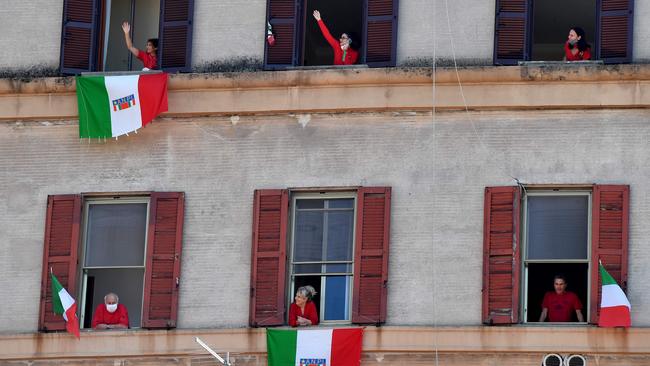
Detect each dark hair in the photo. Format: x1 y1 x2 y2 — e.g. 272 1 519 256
342 32 361 51
554 274 567 283
571 27 590 52
148 38 159 49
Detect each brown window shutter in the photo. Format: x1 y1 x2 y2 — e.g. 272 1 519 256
364 0 398 67
60 0 98 74
142 192 185 328
589 185 629 324
482 186 521 325
39 195 82 331
264 0 298 69
159 0 195 72
597 0 634 63
352 187 391 324
493 0 530 65
249 189 289 327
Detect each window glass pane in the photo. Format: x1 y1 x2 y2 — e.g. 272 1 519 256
85 203 147 267
324 276 350 321
297 199 324 210
328 199 354 209
527 196 589 260
326 210 354 261
325 263 352 273
293 264 322 274
294 211 324 261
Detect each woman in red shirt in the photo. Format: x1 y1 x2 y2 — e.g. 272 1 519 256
288 285 319 327
564 27 591 61
312 10 359 65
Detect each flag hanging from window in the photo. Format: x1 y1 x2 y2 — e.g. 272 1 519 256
50 272 80 338
599 262 631 328
266 328 362 366
76 73 168 139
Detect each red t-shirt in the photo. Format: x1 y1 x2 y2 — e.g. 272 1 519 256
137 50 158 69
92 303 130 328
564 41 591 61
288 301 319 327
317 20 359 65
542 291 583 322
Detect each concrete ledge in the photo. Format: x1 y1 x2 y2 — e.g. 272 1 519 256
0 68 433 120
435 64 650 110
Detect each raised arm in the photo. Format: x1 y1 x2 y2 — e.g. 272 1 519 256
312 10 339 49
122 22 140 57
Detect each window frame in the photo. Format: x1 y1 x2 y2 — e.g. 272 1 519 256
287 191 358 324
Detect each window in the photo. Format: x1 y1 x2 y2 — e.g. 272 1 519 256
59 0 194 74
249 187 391 327
38 192 184 331
493 0 634 64
264 0 398 69
482 185 629 325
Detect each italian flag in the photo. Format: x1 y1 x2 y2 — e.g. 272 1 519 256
76 73 168 138
599 263 631 327
50 272 80 338
267 328 362 366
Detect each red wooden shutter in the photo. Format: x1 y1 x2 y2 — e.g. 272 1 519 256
352 187 391 324
482 186 521 325
264 0 299 69
493 0 530 65
39 195 82 331
159 0 194 72
597 0 634 63
364 0 398 67
589 185 629 324
142 192 184 328
249 189 289 326
60 0 98 74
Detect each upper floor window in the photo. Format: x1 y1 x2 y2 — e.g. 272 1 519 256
494 0 633 64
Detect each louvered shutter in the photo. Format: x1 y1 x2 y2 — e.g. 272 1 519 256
60 0 98 74
39 195 82 331
159 0 194 72
364 0 398 67
597 0 634 63
493 0 530 65
249 189 289 326
589 185 629 324
142 192 184 328
482 186 521 325
352 187 391 324
264 0 299 69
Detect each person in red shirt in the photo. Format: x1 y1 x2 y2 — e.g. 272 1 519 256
288 285 319 327
312 10 359 65
539 275 584 322
122 21 158 70
92 292 130 329
564 27 591 61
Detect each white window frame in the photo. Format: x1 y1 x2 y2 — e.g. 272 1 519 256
288 191 357 324
521 190 591 324
78 197 150 329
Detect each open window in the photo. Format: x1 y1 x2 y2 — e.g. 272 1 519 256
249 187 390 327
482 185 629 325
60 0 194 74
38 193 184 332
264 0 398 69
493 0 634 64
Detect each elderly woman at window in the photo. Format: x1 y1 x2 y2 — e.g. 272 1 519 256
288 285 319 327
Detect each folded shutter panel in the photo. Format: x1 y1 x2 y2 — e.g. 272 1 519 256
493 0 530 65
60 0 98 74
159 0 195 72
364 0 398 67
597 0 634 63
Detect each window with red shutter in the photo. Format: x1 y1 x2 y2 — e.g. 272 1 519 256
60 0 99 74
493 0 530 65
159 0 195 72
364 0 398 67
597 0 634 63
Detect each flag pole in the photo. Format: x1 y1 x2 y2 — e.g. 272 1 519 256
195 337 231 365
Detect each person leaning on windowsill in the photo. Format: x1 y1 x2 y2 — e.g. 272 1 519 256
539 274 585 322
312 10 359 65
288 285 319 327
563 26 591 61
92 292 130 329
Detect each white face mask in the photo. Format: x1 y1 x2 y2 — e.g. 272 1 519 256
106 303 118 313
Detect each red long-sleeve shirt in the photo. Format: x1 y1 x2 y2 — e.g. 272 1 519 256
316 19 358 65
288 301 319 327
92 304 130 328
564 41 591 61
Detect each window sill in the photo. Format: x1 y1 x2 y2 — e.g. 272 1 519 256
285 64 369 71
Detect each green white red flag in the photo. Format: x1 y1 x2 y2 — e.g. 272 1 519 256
50 272 80 338
267 328 362 366
76 73 168 138
599 263 631 327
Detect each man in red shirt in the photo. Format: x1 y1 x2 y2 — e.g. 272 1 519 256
122 22 158 70
539 275 584 322
92 292 130 329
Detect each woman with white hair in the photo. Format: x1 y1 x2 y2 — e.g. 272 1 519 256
289 285 319 327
